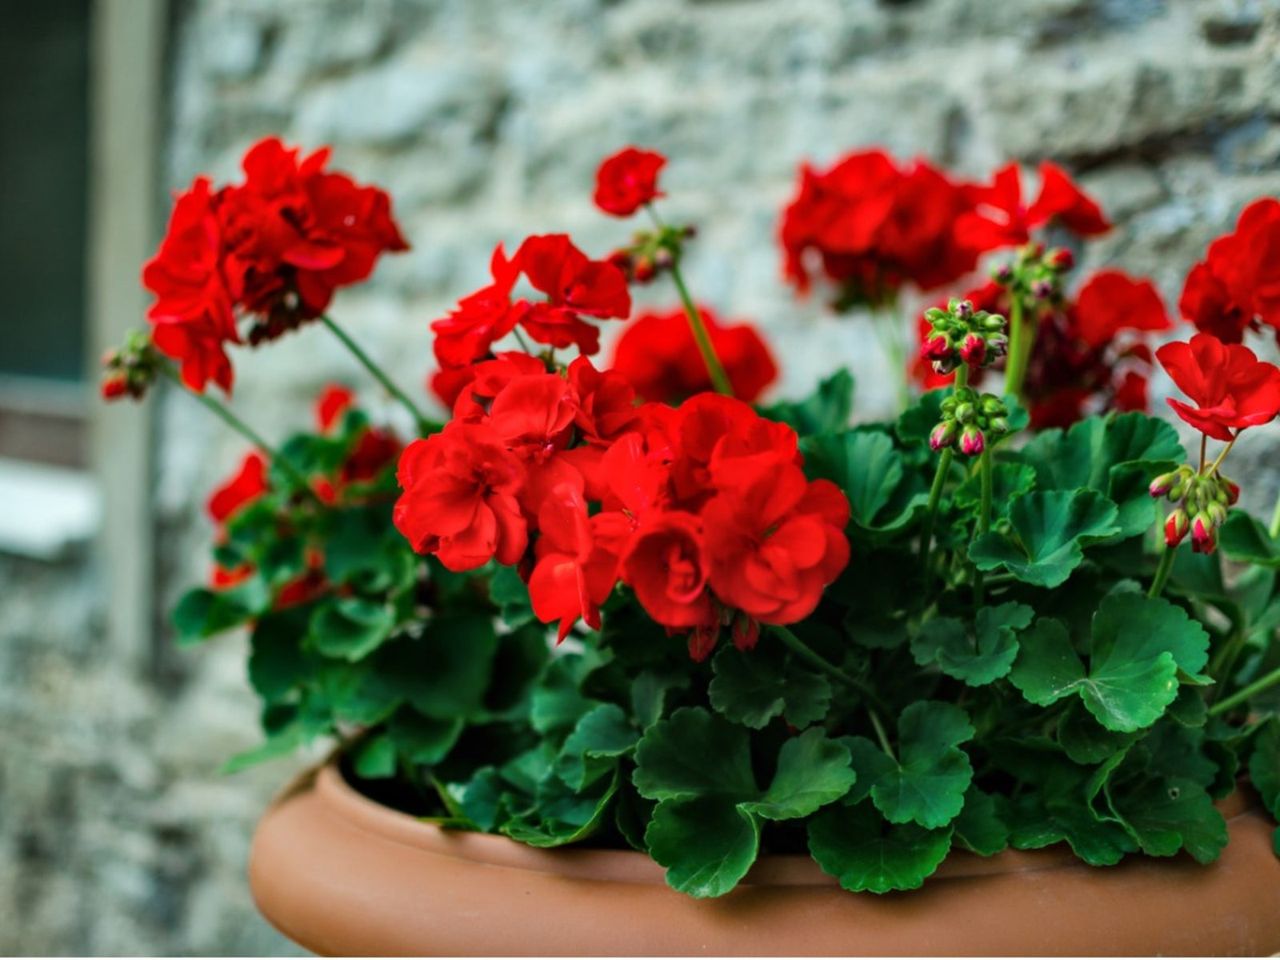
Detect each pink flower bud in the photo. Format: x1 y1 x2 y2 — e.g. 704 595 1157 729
1148 471 1178 499
1224 479 1241 506
1047 247 1074 271
959 332 986 366
1032 279 1054 299
1191 513 1214 551
731 615 760 652
1164 509 1189 547
959 426 985 457
929 421 957 451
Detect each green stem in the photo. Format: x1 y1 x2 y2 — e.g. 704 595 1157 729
770 625 880 705
320 314 437 435
1209 664 1280 717
1208 627 1248 699
670 263 734 397
1003 295 1033 403
871 303 909 412
645 204 733 397
1271 489 1280 540
919 366 968 579
867 707 897 762
158 363 320 503
974 447 994 605
1147 544 1176 599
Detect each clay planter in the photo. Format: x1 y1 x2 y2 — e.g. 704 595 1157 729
250 762 1280 956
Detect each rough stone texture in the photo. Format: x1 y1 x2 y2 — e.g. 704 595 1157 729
6 0 1280 953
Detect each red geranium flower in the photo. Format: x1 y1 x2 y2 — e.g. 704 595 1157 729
1157 333 1280 441
142 137 408 393
779 149 979 301
516 234 632 353
955 161 1110 253
527 484 627 641
1072 269 1169 348
593 147 666 217
207 452 269 523
1179 198 1280 345
430 245 524 369
609 306 778 403
702 465 850 625
315 384 355 432
621 512 716 633
393 423 528 571
143 177 240 392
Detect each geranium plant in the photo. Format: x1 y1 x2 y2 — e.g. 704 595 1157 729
102 139 1280 898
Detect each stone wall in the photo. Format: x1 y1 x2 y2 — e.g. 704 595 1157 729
4 0 1280 953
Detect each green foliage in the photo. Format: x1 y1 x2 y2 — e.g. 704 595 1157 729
178 381 1275 903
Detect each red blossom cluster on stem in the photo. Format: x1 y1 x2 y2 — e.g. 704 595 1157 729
142 138 409 393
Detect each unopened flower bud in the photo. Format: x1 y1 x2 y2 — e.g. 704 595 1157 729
930 421 958 452
1032 279 1054 299
607 249 632 271
633 257 655 282
1207 501 1228 526
1149 471 1179 499
959 426 986 457
1165 508 1190 547
1047 247 1074 271
955 402 975 424
731 614 760 652
980 313 1007 333
1191 513 1215 551
921 335 952 361
653 247 675 269
993 264 1014 284
959 332 986 366
1223 478 1241 506
980 394 1005 414
954 299 974 319
987 416 1010 435
101 373 131 401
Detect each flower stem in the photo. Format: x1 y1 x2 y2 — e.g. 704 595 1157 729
669 262 734 397
645 204 733 397
320 314 438 435
1208 663 1280 717
974 446 994 605
1147 543 1176 599
770 624 880 705
870 303 909 413
919 365 968 579
157 363 320 503
1270 489 1280 540
867 706 897 762
1207 626 1247 697
1003 295 1033 403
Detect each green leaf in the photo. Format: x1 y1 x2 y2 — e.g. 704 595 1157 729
1057 700 1139 764
708 644 831 729
353 732 397 779
742 729 855 821
760 369 854 436
530 656 600 734
308 597 396 662
803 430 899 524
861 702 974 828
247 609 309 704
1106 775 1228 864
953 462 1036 520
1249 721 1280 817
388 709 464 766
501 772 619 848
807 802 953 894
896 389 948 447
1010 595 1209 733
646 797 761 898
953 786 1009 856
630 669 688 729
489 564 538 628
556 704 638 790
1009 793 1137 866
172 581 269 645
403 612 501 720
633 707 757 801
1219 511 1280 568
909 602 1032 686
969 489 1121 588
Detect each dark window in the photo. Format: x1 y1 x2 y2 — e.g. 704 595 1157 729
0 0 92 384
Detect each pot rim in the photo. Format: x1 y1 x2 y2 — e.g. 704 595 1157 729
303 761 1257 888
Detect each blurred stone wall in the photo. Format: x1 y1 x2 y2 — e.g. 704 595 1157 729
5 0 1280 953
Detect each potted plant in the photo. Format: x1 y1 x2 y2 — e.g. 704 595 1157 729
102 139 1280 956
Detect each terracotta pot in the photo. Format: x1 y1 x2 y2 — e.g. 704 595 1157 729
249 762 1280 956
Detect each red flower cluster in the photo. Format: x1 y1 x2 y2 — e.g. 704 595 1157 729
394 364 850 658
954 161 1110 252
1157 333 1280 441
429 234 631 391
310 384 403 501
912 270 1169 428
780 150 979 300
1180 199 1280 346
143 138 408 393
593 147 666 217
609 306 778 403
